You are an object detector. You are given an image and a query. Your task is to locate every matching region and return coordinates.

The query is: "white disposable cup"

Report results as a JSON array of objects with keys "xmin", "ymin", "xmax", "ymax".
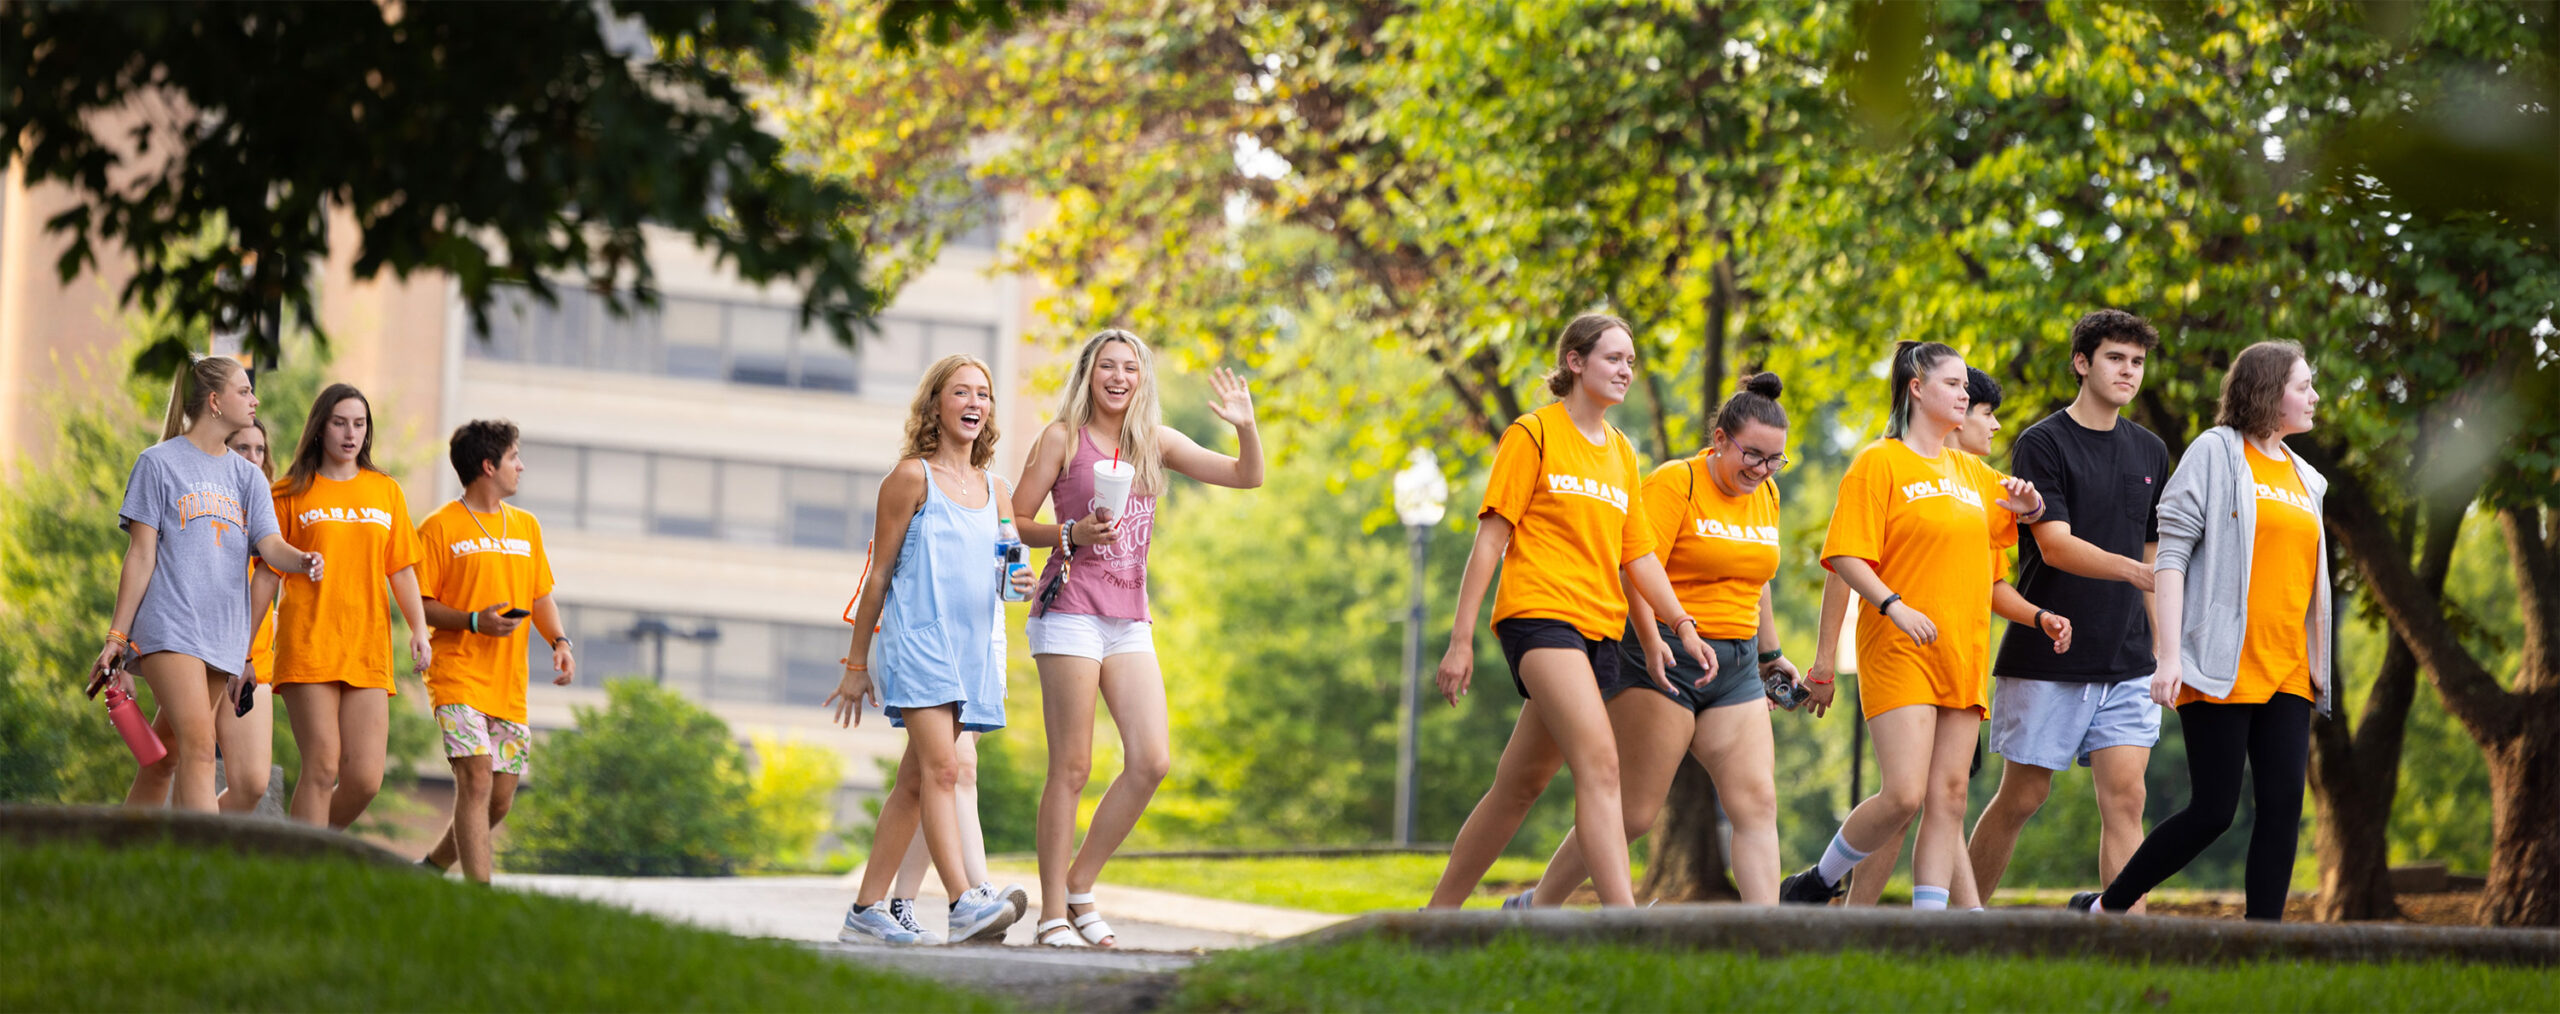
[{"xmin": 1090, "ymin": 458, "xmax": 1136, "ymax": 521}]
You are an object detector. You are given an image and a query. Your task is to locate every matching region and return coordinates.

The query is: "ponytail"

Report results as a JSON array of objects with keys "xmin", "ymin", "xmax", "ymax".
[
  {"xmin": 160, "ymin": 354, "xmax": 241, "ymax": 441},
  {"xmin": 1884, "ymin": 341, "xmax": 1960, "ymax": 440}
]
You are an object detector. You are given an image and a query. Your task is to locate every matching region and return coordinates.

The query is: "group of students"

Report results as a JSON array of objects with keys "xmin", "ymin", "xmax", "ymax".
[
  {"xmin": 1422, "ymin": 309, "xmax": 2329, "ymax": 923},
  {"xmin": 97, "ymin": 354, "xmax": 574, "ymax": 883},
  {"xmin": 96, "ymin": 306, "xmax": 2326, "ymax": 944},
  {"xmin": 825, "ymin": 330, "xmax": 1264, "ymax": 946}
]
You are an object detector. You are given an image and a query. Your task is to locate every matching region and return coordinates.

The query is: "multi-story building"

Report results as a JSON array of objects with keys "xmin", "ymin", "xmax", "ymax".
[{"xmin": 1, "ymin": 163, "xmax": 1044, "ymax": 811}]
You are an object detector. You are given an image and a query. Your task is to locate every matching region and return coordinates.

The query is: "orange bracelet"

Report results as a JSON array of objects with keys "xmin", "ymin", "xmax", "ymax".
[{"xmin": 837, "ymin": 657, "xmax": 868, "ymax": 671}]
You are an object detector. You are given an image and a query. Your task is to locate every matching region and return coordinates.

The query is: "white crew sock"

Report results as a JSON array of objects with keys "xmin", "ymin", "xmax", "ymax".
[
  {"xmin": 1912, "ymin": 885, "xmax": 1950, "ymax": 911},
  {"xmin": 1816, "ymin": 829, "xmax": 1872, "ymax": 886}
]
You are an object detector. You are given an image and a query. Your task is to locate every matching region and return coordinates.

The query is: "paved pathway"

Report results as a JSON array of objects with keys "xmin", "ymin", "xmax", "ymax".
[{"xmin": 502, "ymin": 870, "xmax": 1350, "ymax": 1002}]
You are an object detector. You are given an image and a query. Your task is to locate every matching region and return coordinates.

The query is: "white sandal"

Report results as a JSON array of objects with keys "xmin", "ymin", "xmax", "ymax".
[
  {"xmin": 1065, "ymin": 891, "xmax": 1117, "ymax": 948},
  {"xmin": 1035, "ymin": 917, "xmax": 1086, "ymax": 948}
]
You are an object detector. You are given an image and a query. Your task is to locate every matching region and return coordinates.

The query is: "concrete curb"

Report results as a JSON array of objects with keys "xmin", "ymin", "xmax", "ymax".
[
  {"xmin": 0, "ymin": 804, "xmax": 422, "ymax": 871},
  {"xmin": 1287, "ymin": 905, "xmax": 2560, "ymax": 968}
]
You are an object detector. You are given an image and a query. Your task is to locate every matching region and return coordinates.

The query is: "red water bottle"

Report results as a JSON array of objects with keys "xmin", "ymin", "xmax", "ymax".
[{"xmin": 104, "ymin": 685, "xmax": 166, "ymax": 767}]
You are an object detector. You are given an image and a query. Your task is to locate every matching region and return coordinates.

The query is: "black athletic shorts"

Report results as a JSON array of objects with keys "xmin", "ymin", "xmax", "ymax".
[{"xmin": 1493, "ymin": 617, "xmax": 1619, "ymax": 700}]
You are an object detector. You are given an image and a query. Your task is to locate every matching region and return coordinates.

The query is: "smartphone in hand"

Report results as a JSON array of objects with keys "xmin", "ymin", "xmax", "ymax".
[{"xmin": 500, "ymin": 607, "xmax": 531, "ymax": 619}]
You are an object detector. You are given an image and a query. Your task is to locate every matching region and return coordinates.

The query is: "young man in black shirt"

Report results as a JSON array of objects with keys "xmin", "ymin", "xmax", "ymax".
[{"xmin": 1969, "ymin": 310, "xmax": 2171, "ymax": 908}]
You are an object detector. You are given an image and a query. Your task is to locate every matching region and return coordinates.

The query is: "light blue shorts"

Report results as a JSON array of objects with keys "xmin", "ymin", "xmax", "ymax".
[{"xmin": 1988, "ymin": 674, "xmax": 2160, "ymax": 771}]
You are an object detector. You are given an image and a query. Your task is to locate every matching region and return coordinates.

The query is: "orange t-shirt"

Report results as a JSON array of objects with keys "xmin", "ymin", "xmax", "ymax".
[
  {"xmin": 247, "ymin": 566, "xmax": 277, "ymax": 685},
  {"xmin": 1645, "ymin": 455, "xmax": 1779, "ymax": 641},
  {"xmin": 1483, "ymin": 403, "xmax": 1655, "ymax": 641},
  {"xmin": 269, "ymin": 472, "xmax": 421, "ymax": 691},
  {"xmin": 415, "ymin": 501, "xmax": 554, "ymax": 723},
  {"xmin": 2182, "ymin": 442, "xmax": 2318, "ymax": 706},
  {"xmin": 1821, "ymin": 439, "xmax": 2021, "ymax": 719}
]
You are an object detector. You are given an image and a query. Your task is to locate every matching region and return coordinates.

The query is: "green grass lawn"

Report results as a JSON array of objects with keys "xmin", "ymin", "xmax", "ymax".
[
  {"xmin": 0, "ymin": 842, "xmax": 1001, "ymax": 1012},
  {"xmin": 1171, "ymin": 933, "xmax": 2553, "ymax": 1013},
  {"xmin": 990, "ymin": 853, "xmax": 1560, "ymax": 915}
]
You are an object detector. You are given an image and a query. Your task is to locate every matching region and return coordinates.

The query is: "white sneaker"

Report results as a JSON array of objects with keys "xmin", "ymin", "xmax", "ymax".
[
  {"xmin": 887, "ymin": 898, "xmax": 945, "ymax": 945},
  {"xmin": 947, "ymin": 882, "xmax": 1022, "ymax": 944},
  {"xmin": 839, "ymin": 902, "xmax": 923, "ymax": 946}
]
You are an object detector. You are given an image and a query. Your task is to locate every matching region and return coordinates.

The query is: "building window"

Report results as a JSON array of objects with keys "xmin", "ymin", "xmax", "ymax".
[
  {"xmin": 463, "ymin": 283, "xmax": 999, "ymax": 400},
  {"xmin": 533, "ymin": 606, "xmax": 856, "ymax": 708},
  {"xmin": 517, "ymin": 440, "xmax": 877, "ymax": 553}
]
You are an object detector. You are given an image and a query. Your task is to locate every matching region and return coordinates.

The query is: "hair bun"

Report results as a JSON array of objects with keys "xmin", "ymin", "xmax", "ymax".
[{"xmin": 1742, "ymin": 371, "xmax": 1783, "ymax": 401}]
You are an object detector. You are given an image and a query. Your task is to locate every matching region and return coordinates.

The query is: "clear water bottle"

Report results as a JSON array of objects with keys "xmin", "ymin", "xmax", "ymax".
[{"xmin": 996, "ymin": 519, "xmax": 1030, "ymax": 602}]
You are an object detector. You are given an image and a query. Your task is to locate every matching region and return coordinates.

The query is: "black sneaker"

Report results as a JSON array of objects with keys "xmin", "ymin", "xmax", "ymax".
[
  {"xmin": 2066, "ymin": 891, "xmax": 2101, "ymax": 914},
  {"xmin": 1778, "ymin": 865, "xmax": 1844, "ymax": 905}
]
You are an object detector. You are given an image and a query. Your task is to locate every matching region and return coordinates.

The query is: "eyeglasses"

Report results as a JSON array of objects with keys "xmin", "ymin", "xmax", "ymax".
[{"xmin": 1737, "ymin": 448, "xmax": 1789, "ymax": 473}]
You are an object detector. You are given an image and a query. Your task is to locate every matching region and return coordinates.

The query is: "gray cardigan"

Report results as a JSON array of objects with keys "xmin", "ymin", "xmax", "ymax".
[{"xmin": 2151, "ymin": 426, "xmax": 2333, "ymax": 715}]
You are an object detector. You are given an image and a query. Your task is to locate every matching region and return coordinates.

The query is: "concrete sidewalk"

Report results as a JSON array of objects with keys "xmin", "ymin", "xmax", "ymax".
[{"xmin": 502, "ymin": 871, "xmax": 1345, "ymax": 951}]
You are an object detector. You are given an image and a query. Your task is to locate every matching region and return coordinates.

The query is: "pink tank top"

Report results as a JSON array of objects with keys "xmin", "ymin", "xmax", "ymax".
[{"xmin": 1033, "ymin": 427, "xmax": 1156, "ymax": 621}]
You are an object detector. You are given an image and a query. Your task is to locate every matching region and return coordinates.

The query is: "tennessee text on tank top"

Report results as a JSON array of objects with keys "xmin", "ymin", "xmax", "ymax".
[{"xmin": 1032, "ymin": 427, "xmax": 1156, "ymax": 622}]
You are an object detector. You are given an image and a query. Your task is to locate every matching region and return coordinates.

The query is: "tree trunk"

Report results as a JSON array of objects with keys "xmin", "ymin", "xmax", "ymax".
[
  {"xmin": 2308, "ymin": 635, "xmax": 2413, "ymax": 921},
  {"xmin": 1638, "ymin": 756, "xmax": 1740, "ymax": 902},
  {"xmin": 2480, "ymin": 711, "xmax": 2560, "ymax": 926},
  {"xmin": 1696, "ymin": 250, "xmax": 1732, "ymax": 449}
]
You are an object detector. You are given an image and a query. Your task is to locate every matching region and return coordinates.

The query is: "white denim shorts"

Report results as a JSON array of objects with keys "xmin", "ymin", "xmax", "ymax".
[{"xmin": 1024, "ymin": 612, "xmax": 1155, "ymax": 660}]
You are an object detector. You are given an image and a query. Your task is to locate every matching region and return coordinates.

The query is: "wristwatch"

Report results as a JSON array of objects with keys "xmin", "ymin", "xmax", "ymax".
[{"xmin": 552, "ymin": 636, "xmax": 574, "ymax": 650}]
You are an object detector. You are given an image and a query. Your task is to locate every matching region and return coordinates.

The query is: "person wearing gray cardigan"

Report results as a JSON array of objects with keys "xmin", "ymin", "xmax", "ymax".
[{"xmin": 2073, "ymin": 341, "xmax": 2330, "ymax": 921}]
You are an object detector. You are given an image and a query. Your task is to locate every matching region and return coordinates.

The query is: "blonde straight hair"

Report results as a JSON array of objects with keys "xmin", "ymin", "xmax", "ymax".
[
  {"xmin": 1056, "ymin": 329, "xmax": 1166, "ymax": 496},
  {"xmin": 903, "ymin": 353, "xmax": 1001, "ymax": 469},
  {"xmin": 161, "ymin": 354, "xmax": 244, "ymax": 441}
]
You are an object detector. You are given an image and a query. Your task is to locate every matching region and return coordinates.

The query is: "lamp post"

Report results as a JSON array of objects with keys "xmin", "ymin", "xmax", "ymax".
[
  {"xmin": 621, "ymin": 616, "xmax": 722, "ymax": 686},
  {"xmin": 1391, "ymin": 448, "xmax": 1448, "ymax": 846}
]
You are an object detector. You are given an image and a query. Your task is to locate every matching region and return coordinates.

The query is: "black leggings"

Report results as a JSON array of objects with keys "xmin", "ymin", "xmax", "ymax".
[{"xmin": 2099, "ymin": 693, "xmax": 2311, "ymax": 920}]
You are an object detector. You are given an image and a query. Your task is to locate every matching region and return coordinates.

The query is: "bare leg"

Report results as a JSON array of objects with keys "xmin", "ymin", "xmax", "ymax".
[
  {"xmin": 215, "ymin": 683, "xmax": 273, "ymax": 813},
  {"xmin": 449, "ymin": 755, "xmax": 495, "ymax": 882},
  {"xmin": 1845, "ymin": 826, "xmax": 1903, "ymax": 906},
  {"xmin": 1033, "ymin": 654, "xmax": 1101, "ymax": 927},
  {"xmin": 2088, "ymin": 744, "xmax": 2152, "ymax": 914},
  {"xmin": 1512, "ymin": 650, "xmax": 1633, "ymax": 906},
  {"xmin": 864, "ymin": 747, "xmax": 925, "ymax": 905},
  {"xmin": 280, "ymin": 682, "xmax": 344, "ymax": 826},
  {"xmin": 861, "ymin": 708, "xmax": 973, "ymax": 904},
  {"xmin": 1968, "ymin": 759, "xmax": 2055, "ymax": 904},
  {"xmin": 133, "ymin": 653, "xmax": 223, "ymax": 813},
  {"xmin": 1692, "ymin": 700, "xmax": 1781, "ymax": 905},
  {"xmin": 1425, "ymin": 702, "xmax": 1562, "ymax": 908},
  {"xmin": 1061, "ymin": 653, "xmax": 1170, "ymax": 943},
  {"xmin": 328, "ymin": 686, "xmax": 391, "ymax": 829},
  {"xmin": 894, "ymin": 730, "xmax": 988, "ymax": 899},
  {"xmin": 1528, "ymin": 691, "xmax": 1691, "ymax": 906},
  {"xmin": 1910, "ymin": 708, "xmax": 1982, "ymax": 902}
]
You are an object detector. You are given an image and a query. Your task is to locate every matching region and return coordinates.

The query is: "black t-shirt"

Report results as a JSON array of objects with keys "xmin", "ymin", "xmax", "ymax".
[{"xmin": 1993, "ymin": 410, "xmax": 2173, "ymax": 683}]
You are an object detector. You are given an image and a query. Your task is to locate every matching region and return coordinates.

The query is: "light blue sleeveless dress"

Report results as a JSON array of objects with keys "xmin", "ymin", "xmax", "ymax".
[{"xmin": 879, "ymin": 466, "xmax": 1006, "ymax": 732}]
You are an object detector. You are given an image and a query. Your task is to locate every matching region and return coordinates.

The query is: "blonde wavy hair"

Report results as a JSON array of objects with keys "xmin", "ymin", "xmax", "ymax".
[
  {"xmin": 902, "ymin": 354, "xmax": 1000, "ymax": 469},
  {"xmin": 1056, "ymin": 329, "xmax": 1165, "ymax": 496}
]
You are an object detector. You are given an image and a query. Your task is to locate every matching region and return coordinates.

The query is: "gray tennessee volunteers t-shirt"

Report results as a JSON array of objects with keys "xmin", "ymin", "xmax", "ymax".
[{"xmin": 118, "ymin": 437, "xmax": 280, "ymax": 674}]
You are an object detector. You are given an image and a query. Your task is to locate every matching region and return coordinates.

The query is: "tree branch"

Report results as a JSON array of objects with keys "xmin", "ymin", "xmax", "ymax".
[{"xmin": 2302, "ymin": 441, "xmax": 2521, "ymax": 745}]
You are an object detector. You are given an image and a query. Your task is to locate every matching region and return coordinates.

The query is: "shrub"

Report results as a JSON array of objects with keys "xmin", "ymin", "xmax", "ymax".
[
  {"xmin": 504, "ymin": 679, "xmax": 758, "ymax": 876},
  {"xmin": 746, "ymin": 733, "xmax": 842, "ymax": 871}
]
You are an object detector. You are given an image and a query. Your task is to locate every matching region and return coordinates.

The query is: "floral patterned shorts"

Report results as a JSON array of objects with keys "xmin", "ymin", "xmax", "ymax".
[{"xmin": 435, "ymin": 704, "xmax": 531, "ymax": 776}]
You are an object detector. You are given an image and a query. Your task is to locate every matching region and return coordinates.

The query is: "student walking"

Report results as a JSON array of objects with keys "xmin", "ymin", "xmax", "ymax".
[
  {"xmin": 881, "ymin": 611, "xmax": 1020, "ymax": 942},
  {"xmin": 2072, "ymin": 340, "xmax": 2328, "ymax": 921},
  {"xmin": 414, "ymin": 420, "xmax": 575, "ymax": 883},
  {"xmin": 262, "ymin": 384, "xmax": 431, "ymax": 829},
  {"xmin": 1839, "ymin": 364, "xmax": 2015, "ymax": 908},
  {"xmin": 94, "ymin": 354, "xmax": 323, "ymax": 814},
  {"xmin": 1012, "ymin": 328, "xmax": 1263, "ymax": 948},
  {"xmin": 1517, "ymin": 372, "xmax": 1802, "ymax": 906},
  {"xmin": 1781, "ymin": 341, "xmax": 2061, "ymax": 911},
  {"xmin": 123, "ymin": 418, "xmax": 285, "ymax": 813},
  {"xmin": 832, "ymin": 354, "xmax": 1034, "ymax": 947},
  {"xmin": 1969, "ymin": 311, "xmax": 2170, "ymax": 908},
  {"xmin": 1423, "ymin": 313, "xmax": 1716, "ymax": 911}
]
